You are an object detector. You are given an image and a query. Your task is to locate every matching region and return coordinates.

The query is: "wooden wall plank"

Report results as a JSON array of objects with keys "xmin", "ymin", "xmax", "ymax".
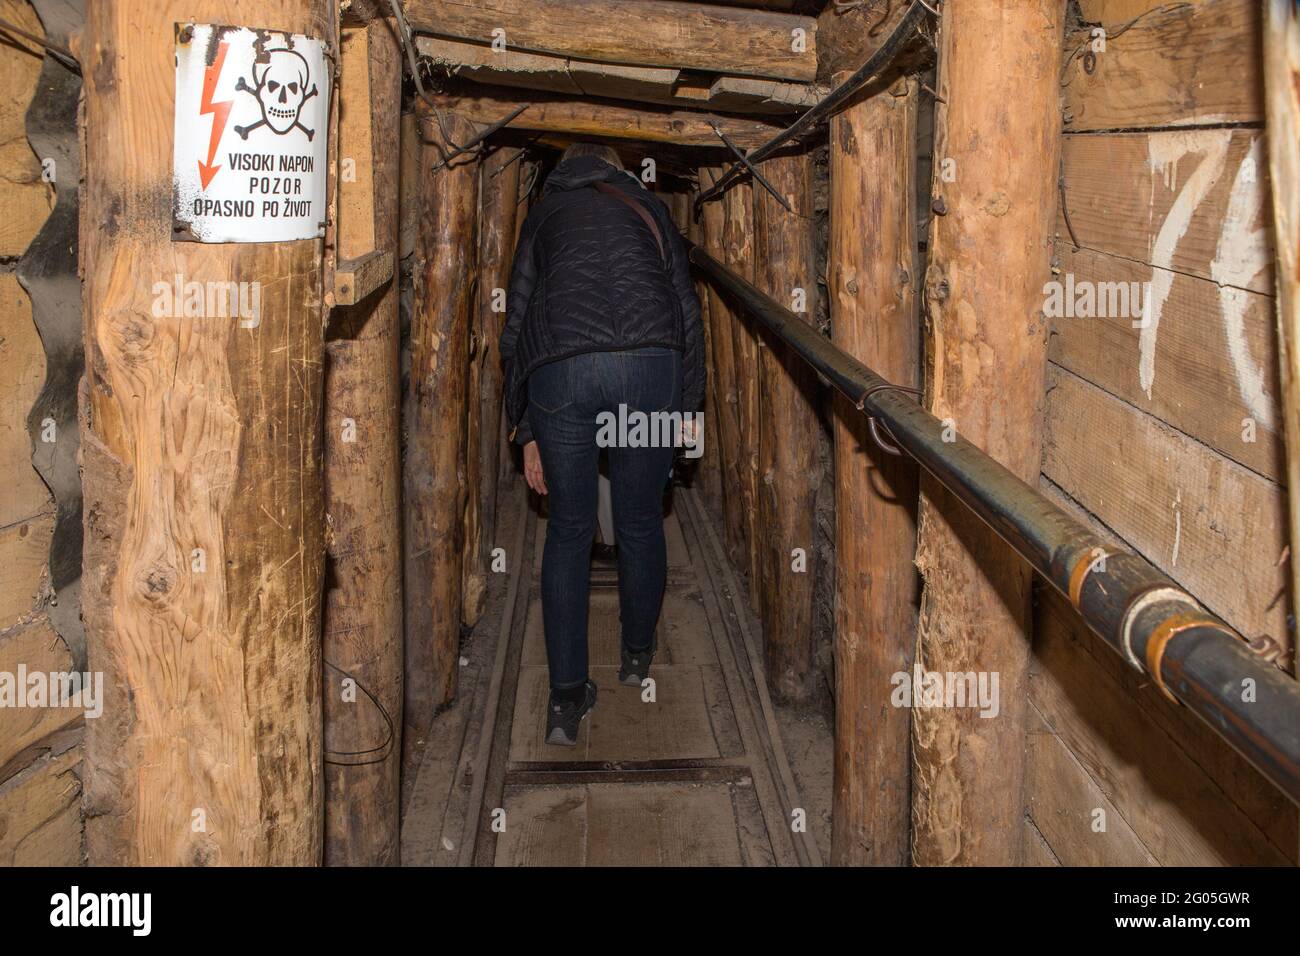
[
  {"xmin": 1062, "ymin": 0, "xmax": 1263, "ymax": 131},
  {"xmin": 0, "ymin": 514, "xmax": 52, "ymax": 627},
  {"xmin": 1026, "ymin": 706, "xmax": 1156, "ymax": 866},
  {"xmin": 1048, "ymin": 244, "xmax": 1283, "ymax": 480},
  {"xmin": 0, "ymin": 274, "xmax": 54, "ymax": 530},
  {"xmin": 1042, "ymin": 364, "xmax": 1290, "ymax": 659},
  {"xmin": 0, "ymin": 619, "xmax": 80, "ymax": 770},
  {"xmin": 0, "ymin": 730, "xmax": 82, "ymax": 866},
  {"xmin": 1078, "ymin": 0, "xmax": 1209, "ymax": 20},
  {"xmin": 1059, "ymin": 129, "xmax": 1273, "ymax": 294},
  {"xmin": 0, "ymin": 0, "xmax": 52, "ymax": 259}
]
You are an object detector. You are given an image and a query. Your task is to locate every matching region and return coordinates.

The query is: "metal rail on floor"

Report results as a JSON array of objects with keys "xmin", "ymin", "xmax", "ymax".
[{"xmin": 686, "ymin": 241, "xmax": 1300, "ymax": 807}]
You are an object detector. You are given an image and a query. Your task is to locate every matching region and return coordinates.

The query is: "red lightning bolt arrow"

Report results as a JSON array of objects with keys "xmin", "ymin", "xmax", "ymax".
[{"xmin": 197, "ymin": 41, "xmax": 232, "ymax": 190}]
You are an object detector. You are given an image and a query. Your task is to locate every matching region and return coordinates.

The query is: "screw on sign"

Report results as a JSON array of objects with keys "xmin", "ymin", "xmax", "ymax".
[{"xmin": 172, "ymin": 23, "xmax": 331, "ymax": 243}]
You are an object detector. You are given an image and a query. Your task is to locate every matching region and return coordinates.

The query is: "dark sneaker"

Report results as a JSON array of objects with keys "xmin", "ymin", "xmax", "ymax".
[
  {"xmin": 545, "ymin": 680, "xmax": 597, "ymax": 746},
  {"xmin": 591, "ymin": 542, "xmax": 618, "ymax": 566},
  {"xmin": 618, "ymin": 641, "xmax": 655, "ymax": 687}
]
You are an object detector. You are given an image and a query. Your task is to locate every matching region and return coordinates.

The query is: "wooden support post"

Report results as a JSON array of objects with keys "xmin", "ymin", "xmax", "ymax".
[
  {"xmin": 687, "ymin": 200, "xmax": 724, "ymax": 518},
  {"xmin": 472, "ymin": 147, "xmax": 522, "ymax": 612},
  {"xmin": 323, "ymin": 16, "xmax": 403, "ymax": 867},
  {"xmin": 461, "ymin": 240, "xmax": 485, "ymax": 627},
  {"xmin": 911, "ymin": 0, "xmax": 1065, "ymax": 866},
  {"xmin": 403, "ymin": 109, "xmax": 480, "ymax": 770},
  {"xmin": 829, "ymin": 76, "xmax": 921, "ymax": 865},
  {"xmin": 80, "ymin": 0, "xmax": 333, "ymax": 865},
  {"xmin": 723, "ymin": 180, "xmax": 761, "ymax": 600},
  {"xmin": 753, "ymin": 151, "xmax": 820, "ymax": 703},
  {"xmin": 1264, "ymin": 0, "xmax": 1300, "ymax": 672},
  {"xmin": 699, "ymin": 168, "xmax": 746, "ymax": 566}
]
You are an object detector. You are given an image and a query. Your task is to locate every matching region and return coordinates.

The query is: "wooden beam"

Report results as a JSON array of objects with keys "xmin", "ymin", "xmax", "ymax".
[
  {"xmin": 723, "ymin": 180, "xmax": 761, "ymax": 604},
  {"xmin": 417, "ymin": 35, "xmax": 681, "ymax": 99},
  {"xmin": 815, "ymin": 0, "xmax": 915, "ymax": 82},
  {"xmin": 1061, "ymin": 0, "xmax": 1262, "ymax": 131},
  {"xmin": 473, "ymin": 147, "xmax": 522, "ymax": 630},
  {"xmin": 829, "ymin": 75, "xmax": 921, "ymax": 865},
  {"xmin": 687, "ymin": 193, "xmax": 725, "ymax": 520},
  {"xmin": 910, "ymin": 0, "xmax": 1065, "ymax": 867},
  {"xmin": 418, "ymin": 36, "xmax": 825, "ymax": 114},
  {"xmin": 333, "ymin": 249, "xmax": 395, "ymax": 306},
  {"xmin": 753, "ymin": 151, "xmax": 820, "ymax": 703},
  {"xmin": 1264, "ymin": 0, "xmax": 1300, "ymax": 673},
  {"xmin": 323, "ymin": 16, "xmax": 404, "ymax": 867},
  {"xmin": 698, "ymin": 167, "xmax": 747, "ymax": 566},
  {"xmin": 706, "ymin": 76, "xmax": 826, "ymax": 114},
  {"xmin": 403, "ymin": 108, "xmax": 479, "ymax": 770},
  {"xmin": 427, "ymin": 87, "xmax": 784, "ymax": 148},
  {"xmin": 404, "ymin": 0, "xmax": 818, "ymax": 82},
  {"xmin": 80, "ymin": 0, "xmax": 332, "ymax": 865}
]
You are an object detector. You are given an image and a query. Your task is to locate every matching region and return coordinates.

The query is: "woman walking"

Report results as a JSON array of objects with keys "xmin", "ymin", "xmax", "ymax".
[{"xmin": 500, "ymin": 144, "xmax": 705, "ymax": 745}]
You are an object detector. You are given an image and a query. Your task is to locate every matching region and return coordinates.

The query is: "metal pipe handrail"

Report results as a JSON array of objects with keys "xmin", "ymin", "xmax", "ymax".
[{"xmin": 686, "ymin": 241, "xmax": 1300, "ymax": 806}]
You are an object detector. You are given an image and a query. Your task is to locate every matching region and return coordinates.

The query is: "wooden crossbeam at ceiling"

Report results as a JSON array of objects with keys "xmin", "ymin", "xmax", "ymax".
[
  {"xmin": 429, "ymin": 85, "xmax": 786, "ymax": 148},
  {"xmin": 404, "ymin": 0, "xmax": 819, "ymax": 83}
]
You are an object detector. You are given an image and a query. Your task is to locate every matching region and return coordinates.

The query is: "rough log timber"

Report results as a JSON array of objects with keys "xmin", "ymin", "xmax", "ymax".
[
  {"xmin": 415, "ymin": 36, "xmax": 824, "ymax": 115},
  {"xmin": 403, "ymin": 109, "xmax": 480, "ymax": 770},
  {"xmin": 816, "ymin": 0, "xmax": 926, "ymax": 82},
  {"xmin": 1264, "ymin": 0, "xmax": 1300, "ymax": 673},
  {"xmin": 752, "ymin": 151, "xmax": 820, "ymax": 703},
  {"xmin": 698, "ymin": 167, "xmax": 746, "ymax": 564},
  {"xmin": 323, "ymin": 17, "xmax": 403, "ymax": 867},
  {"xmin": 829, "ymin": 75, "xmax": 920, "ymax": 865},
  {"xmin": 723, "ymin": 180, "xmax": 761, "ymax": 602},
  {"xmin": 687, "ymin": 194, "xmax": 724, "ymax": 520},
  {"xmin": 911, "ymin": 0, "xmax": 1065, "ymax": 866},
  {"xmin": 427, "ymin": 87, "xmax": 786, "ymax": 149},
  {"xmin": 404, "ymin": 0, "xmax": 818, "ymax": 83},
  {"xmin": 80, "ymin": 0, "xmax": 333, "ymax": 865},
  {"xmin": 473, "ymin": 146, "xmax": 522, "ymax": 616}
]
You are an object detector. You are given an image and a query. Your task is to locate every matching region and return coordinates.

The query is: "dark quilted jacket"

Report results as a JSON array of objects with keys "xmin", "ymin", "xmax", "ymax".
[{"xmin": 500, "ymin": 155, "xmax": 705, "ymax": 445}]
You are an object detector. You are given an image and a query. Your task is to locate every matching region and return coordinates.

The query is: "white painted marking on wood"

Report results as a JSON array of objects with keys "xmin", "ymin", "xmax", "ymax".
[
  {"xmin": 1212, "ymin": 137, "xmax": 1276, "ymax": 431},
  {"xmin": 1140, "ymin": 131, "xmax": 1232, "ymax": 398},
  {"xmin": 1171, "ymin": 489, "xmax": 1183, "ymax": 568}
]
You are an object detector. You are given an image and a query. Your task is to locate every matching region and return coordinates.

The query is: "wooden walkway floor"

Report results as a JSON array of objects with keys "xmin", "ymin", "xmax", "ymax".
[{"xmin": 402, "ymin": 481, "xmax": 821, "ymax": 867}]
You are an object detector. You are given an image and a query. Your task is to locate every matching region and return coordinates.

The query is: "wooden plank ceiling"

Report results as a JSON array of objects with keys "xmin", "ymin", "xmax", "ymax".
[{"xmin": 398, "ymin": 0, "xmax": 913, "ymax": 143}]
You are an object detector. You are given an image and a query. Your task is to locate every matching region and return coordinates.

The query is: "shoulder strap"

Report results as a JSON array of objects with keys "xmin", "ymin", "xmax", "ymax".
[{"xmin": 593, "ymin": 181, "xmax": 666, "ymax": 265}]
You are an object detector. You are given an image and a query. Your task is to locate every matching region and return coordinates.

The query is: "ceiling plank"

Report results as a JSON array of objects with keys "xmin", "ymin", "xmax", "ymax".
[
  {"xmin": 428, "ymin": 86, "xmax": 786, "ymax": 147},
  {"xmin": 404, "ymin": 0, "xmax": 819, "ymax": 82},
  {"xmin": 417, "ymin": 36, "xmax": 822, "ymax": 114}
]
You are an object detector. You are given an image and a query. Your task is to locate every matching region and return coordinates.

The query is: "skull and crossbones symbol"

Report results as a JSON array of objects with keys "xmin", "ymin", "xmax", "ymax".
[{"xmin": 234, "ymin": 49, "xmax": 318, "ymax": 141}]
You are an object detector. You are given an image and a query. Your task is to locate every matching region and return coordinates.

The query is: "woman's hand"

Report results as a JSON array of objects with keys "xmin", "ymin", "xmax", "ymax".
[{"xmin": 524, "ymin": 440, "xmax": 548, "ymax": 495}]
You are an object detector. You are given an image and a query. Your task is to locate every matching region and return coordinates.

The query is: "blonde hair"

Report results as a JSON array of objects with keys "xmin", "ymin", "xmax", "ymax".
[{"xmin": 559, "ymin": 142, "xmax": 624, "ymax": 170}]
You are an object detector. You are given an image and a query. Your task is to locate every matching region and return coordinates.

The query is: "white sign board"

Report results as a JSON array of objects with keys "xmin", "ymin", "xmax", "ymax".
[{"xmin": 173, "ymin": 23, "xmax": 330, "ymax": 243}]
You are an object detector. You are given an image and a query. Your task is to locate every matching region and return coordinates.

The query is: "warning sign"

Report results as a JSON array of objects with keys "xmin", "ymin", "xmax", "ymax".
[{"xmin": 173, "ymin": 23, "xmax": 330, "ymax": 243}]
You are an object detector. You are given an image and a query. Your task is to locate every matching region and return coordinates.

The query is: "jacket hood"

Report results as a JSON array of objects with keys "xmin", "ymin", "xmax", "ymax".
[{"xmin": 542, "ymin": 155, "xmax": 637, "ymax": 196}]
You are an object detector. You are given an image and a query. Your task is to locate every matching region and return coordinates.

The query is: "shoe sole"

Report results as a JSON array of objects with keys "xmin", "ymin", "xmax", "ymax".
[
  {"xmin": 619, "ymin": 671, "xmax": 647, "ymax": 687},
  {"xmin": 545, "ymin": 700, "xmax": 594, "ymax": 747}
]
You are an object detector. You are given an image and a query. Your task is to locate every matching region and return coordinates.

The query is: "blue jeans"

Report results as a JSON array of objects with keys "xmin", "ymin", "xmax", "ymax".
[{"xmin": 528, "ymin": 347, "xmax": 682, "ymax": 689}]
